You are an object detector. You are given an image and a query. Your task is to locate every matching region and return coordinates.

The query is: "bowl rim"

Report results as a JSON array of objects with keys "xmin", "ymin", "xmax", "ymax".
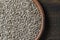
[{"xmin": 32, "ymin": 0, "xmax": 45, "ymax": 40}]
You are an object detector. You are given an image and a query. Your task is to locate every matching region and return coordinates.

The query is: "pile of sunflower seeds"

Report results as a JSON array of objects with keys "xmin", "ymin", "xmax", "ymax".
[{"xmin": 0, "ymin": 0, "xmax": 42, "ymax": 40}]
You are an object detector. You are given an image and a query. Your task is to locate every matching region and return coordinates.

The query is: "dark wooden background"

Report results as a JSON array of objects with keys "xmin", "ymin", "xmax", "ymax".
[{"xmin": 38, "ymin": 0, "xmax": 60, "ymax": 40}]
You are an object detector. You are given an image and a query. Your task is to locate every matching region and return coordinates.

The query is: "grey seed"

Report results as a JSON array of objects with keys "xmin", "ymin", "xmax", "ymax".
[{"xmin": 0, "ymin": 0, "xmax": 42, "ymax": 40}]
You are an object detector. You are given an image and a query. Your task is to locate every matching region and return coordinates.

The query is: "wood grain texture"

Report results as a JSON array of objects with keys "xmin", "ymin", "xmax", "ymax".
[
  {"xmin": 38, "ymin": 0, "xmax": 60, "ymax": 40},
  {"xmin": 41, "ymin": 0, "xmax": 60, "ymax": 4}
]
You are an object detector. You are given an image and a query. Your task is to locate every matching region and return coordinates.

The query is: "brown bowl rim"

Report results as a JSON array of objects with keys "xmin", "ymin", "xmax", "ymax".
[{"xmin": 32, "ymin": 0, "xmax": 45, "ymax": 40}]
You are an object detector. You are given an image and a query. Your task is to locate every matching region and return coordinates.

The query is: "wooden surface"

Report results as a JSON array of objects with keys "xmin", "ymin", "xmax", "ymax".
[{"xmin": 38, "ymin": 0, "xmax": 60, "ymax": 40}]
